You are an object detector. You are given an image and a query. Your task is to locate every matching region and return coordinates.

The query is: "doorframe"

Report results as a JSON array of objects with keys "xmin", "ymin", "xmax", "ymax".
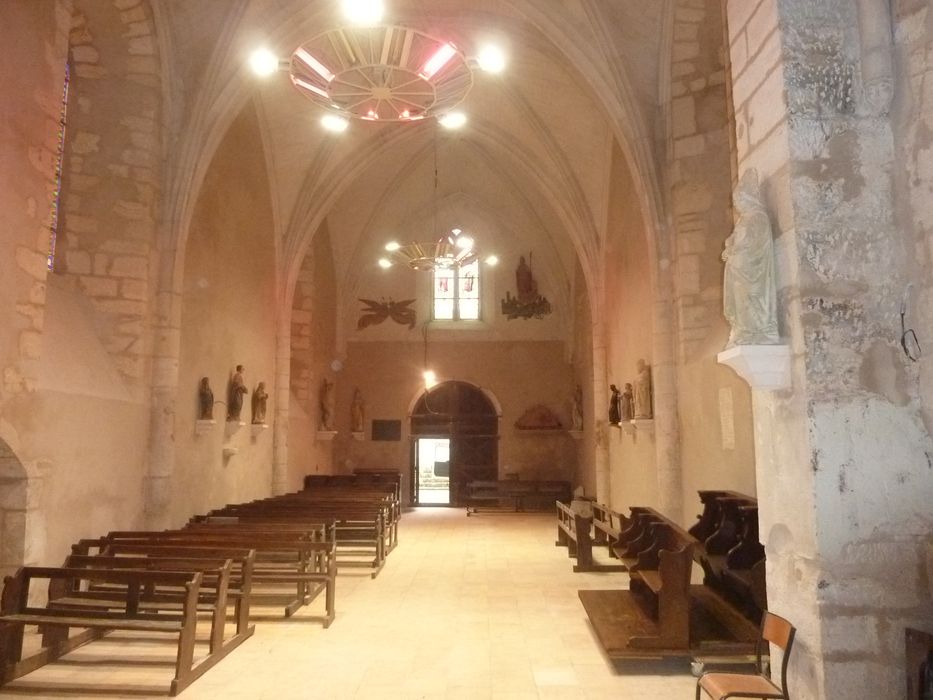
[{"xmin": 411, "ymin": 435, "xmax": 452, "ymax": 507}]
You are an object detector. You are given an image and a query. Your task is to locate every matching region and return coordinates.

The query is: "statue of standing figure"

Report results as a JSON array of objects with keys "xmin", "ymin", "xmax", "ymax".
[
  {"xmin": 608, "ymin": 384, "xmax": 622, "ymax": 425},
  {"xmin": 319, "ymin": 378, "xmax": 335, "ymax": 431},
  {"xmin": 633, "ymin": 360, "xmax": 653, "ymax": 419},
  {"xmin": 198, "ymin": 377, "xmax": 214, "ymax": 420},
  {"xmin": 620, "ymin": 383, "xmax": 635, "ymax": 421},
  {"xmin": 227, "ymin": 365, "xmax": 248, "ymax": 422},
  {"xmin": 251, "ymin": 382, "xmax": 269, "ymax": 425},
  {"xmin": 571, "ymin": 385, "xmax": 583, "ymax": 431},
  {"xmin": 722, "ymin": 169, "xmax": 779, "ymax": 348},
  {"xmin": 350, "ymin": 388, "xmax": 364, "ymax": 433}
]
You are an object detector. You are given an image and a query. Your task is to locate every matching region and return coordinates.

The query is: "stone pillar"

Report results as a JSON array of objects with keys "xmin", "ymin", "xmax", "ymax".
[
  {"xmin": 727, "ymin": 0, "xmax": 933, "ymax": 697},
  {"xmin": 145, "ymin": 264, "xmax": 181, "ymax": 529},
  {"xmin": 272, "ymin": 309, "xmax": 291, "ymax": 495},
  {"xmin": 591, "ymin": 313, "xmax": 611, "ymax": 504},
  {"xmin": 652, "ymin": 265, "xmax": 683, "ymax": 519}
]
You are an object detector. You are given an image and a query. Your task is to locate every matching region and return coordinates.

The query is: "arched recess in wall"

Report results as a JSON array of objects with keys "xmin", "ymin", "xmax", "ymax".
[
  {"xmin": 0, "ymin": 438, "xmax": 29, "ymax": 579},
  {"xmin": 173, "ymin": 100, "xmax": 279, "ymax": 521},
  {"xmin": 410, "ymin": 381, "xmax": 500, "ymax": 507}
]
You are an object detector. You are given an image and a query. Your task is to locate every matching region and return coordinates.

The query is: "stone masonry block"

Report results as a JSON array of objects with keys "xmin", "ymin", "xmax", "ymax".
[
  {"xmin": 110, "ymin": 256, "xmax": 149, "ymax": 279},
  {"xmin": 71, "ymin": 45, "xmax": 99, "ymax": 64},
  {"xmin": 127, "ymin": 36, "xmax": 154, "ymax": 56},
  {"xmin": 19, "ymin": 331, "xmax": 41, "ymax": 360},
  {"xmin": 64, "ymin": 250, "xmax": 91, "ymax": 275},
  {"xmin": 822, "ymin": 615, "xmax": 880, "ymax": 655},
  {"xmin": 672, "ymin": 96, "xmax": 697, "ymax": 139},
  {"xmin": 672, "ymin": 41, "xmax": 700, "ymax": 63},
  {"xmin": 16, "ymin": 248, "xmax": 49, "ymax": 280},
  {"xmin": 121, "ymin": 279, "xmax": 148, "ymax": 301},
  {"xmin": 95, "ymin": 298, "xmax": 146, "ymax": 316},
  {"xmin": 674, "ymin": 135, "xmax": 706, "ymax": 159},
  {"xmin": 79, "ymin": 276, "xmax": 118, "ymax": 297}
]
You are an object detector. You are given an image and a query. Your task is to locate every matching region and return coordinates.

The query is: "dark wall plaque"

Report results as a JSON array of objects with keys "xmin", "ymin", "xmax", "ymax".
[{"xmin": 372, "ymin": 419, "xmax": 402, "ymax": 441}]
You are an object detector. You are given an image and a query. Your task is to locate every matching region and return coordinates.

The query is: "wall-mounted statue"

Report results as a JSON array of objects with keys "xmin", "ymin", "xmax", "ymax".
[
  {"xmin": 252, "ymin": 382, "xmax": 269, "ymax": 425},
  {"xmin": 319, "ymin": 378, "xmax": 335, "ymax": 431},
  {"xmin": 227, "ymin": 365, "xmax": 248, "ymax": 422},
  {"xmin": 621, "ymin": 383, "xmax": 635, "ymax": 422},
  {"xmin": 198, "ymin": 377, "xmax": 214, "ymax": 420},
  {"xmin": 502, "ymin": 253, "xmax": 552, "ymax": 320},
  {"xmin": 608, "ymin": 384, "xmax": 621, "ymax": 425},
  {"xmin": 722, "ymin": 169, "xmax": 779, "ymax": 348},
  {"xmin": 571, "ymin": 385, "xmax": 583, "ymax": 431},
  {"xmin": 351, "ymin": 388, "xmax": 365, "ymax": 433},
  {"xmin": 633, "ymin": 360, "xmax": 653, "ymax": 419}
]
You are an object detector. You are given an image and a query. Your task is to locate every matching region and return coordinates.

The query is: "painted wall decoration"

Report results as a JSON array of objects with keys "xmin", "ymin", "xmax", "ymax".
[
  {"xmin": 501, "ymin": 254, "xmax": 552, "ymax": 320},
  {"xmin": 357, "ymin": 298, "xmax": 417, "ymax": 330}
]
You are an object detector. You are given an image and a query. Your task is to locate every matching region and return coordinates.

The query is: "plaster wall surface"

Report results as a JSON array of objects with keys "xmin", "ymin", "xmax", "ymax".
[
  {"xmin": 604, "ymin": 143, "xmax": 658, "ymax": 514},
  {"xmin": 288, "ymin": 224, "xmax": 338, "ymax": 483},
  {"xmin": 174, "ymin": 106, "xmax": 278, "ymax": 524},
  {"xmin": 334, "ymin": 340, "xmax": 576, "ymax": 503}
]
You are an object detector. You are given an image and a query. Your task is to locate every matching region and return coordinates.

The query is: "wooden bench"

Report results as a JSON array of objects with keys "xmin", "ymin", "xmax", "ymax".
[
  {"xmin": 65, "ymin": 545, "xmax": 256, "ymax": 641},
  {"xmin": 556, "ymin": 502, "xmax": 626, "ymax": 573},
  {"xmin": 466, "ymin": 479, "xmax": 572, "ymax": 514},
  {"xmin": 690, "ymin": 492, "xmax": 766, "ymax": 621},
  {"xmin": 0, "ymin": 566, "xmax": 227, "ymax": 695},
  {"xmin": 90, "ymin": 528, "xmax": 336, "ymax": 625},
  {"xmin": 579, "ymin": 506, "xmax": 759, "ymax": 660}
]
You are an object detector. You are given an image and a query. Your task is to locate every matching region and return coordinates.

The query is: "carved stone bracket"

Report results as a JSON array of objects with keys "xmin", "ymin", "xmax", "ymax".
[
  {"xmin": 316, "ymin": 430, "xmax": 338, "ymax": 442},
  {"xmin": 196, "ymin": 420, "xmax": 216, "ymax": 436},
  {"xmin": 351, "ymin": 431, "xmax": 365, "ymax": 442},
  {"xmin": 718, "ymin": 344, "xmax": 792, "ymax": 390},
  {"xmin": 222, "ymin": 446, "xmax": 239, "ymax": 458}
]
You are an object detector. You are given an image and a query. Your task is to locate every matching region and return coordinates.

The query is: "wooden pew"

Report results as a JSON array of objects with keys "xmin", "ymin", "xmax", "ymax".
[
  {"xmin": 65, "ymin": 546, "xmax": 256, "ymax": 641},
  {"xmin": 89, "ymin": 528, "xmax": 336, "ymax": 625},
  {"xmin": 466, "ymin": 479, "xmax": 572, "ymax": 514},
  {"xmin": 556, "ymin": 502, "xmax": 626, "ymax": 573},
  {"xmin": 0, "ymin": 566, "xmax": 225, "ymax": 696}
]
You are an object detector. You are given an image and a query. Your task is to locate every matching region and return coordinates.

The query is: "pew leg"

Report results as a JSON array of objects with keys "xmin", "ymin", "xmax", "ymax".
[
  {"xmin": 171, "ymin": 619, "xmax": 198, "ymax": 696},
  {"xmin": 40, "ymin": 624, "xmax": 69, "ymax": 649},
  {"xmin": 0, "ymin": 622, "xmax": 24, "ymax": 669}
]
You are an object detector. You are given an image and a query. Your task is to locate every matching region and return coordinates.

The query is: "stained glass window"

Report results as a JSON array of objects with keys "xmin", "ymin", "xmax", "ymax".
[
  {"xmin": 434, "ymin": 260, "xmax": 480, "ymax": 321},
  {"xmin": 48, "ymin": 62, "xmax": 71, "ymax": 271}
]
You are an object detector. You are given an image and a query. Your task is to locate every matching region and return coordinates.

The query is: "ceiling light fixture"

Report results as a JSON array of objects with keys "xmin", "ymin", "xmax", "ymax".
[
  {"xmin": 321, "ymin": 113, "xmax": 350, "ymax": 133},
  {"xmin": 477, "ymin": 45, "xmax": 507, "ymax": 74},
  {"xmin": 250, "ymin": 2, "xmax": 505, "ymax": 128},
  {"xmin": 438, "ymin": 112, "xmax": 467, "ymax": 130}
]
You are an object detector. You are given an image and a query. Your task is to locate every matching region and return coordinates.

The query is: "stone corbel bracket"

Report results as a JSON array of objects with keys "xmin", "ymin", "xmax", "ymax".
[
  {"xmin": 717, "ymin": 344, "xmax": 792, "ymax": 390},
  {"xmin": 316, "ymin": 430, "xmax": 338, "ymax": 442}
]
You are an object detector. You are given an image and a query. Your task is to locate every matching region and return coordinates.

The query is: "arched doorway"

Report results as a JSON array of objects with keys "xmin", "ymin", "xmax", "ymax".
[
  {"xmin": 0, "ymin": 438, "xmax": 29, "ymax": 579},
  {"xmin": 410, "ymin": 381, "xmax": 499, "ymax": 506}
]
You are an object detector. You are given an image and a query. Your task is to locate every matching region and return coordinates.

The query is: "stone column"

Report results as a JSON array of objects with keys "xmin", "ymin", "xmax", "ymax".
[
  {"xmin": 591, "ymin": 314, "xmax": 611, "ymax": 504},
  {"xmin": 653, "ymin": 266, "xmax": 683, "ymax": 519},
  {"xmin": 272, "ymin": 309, "xmax": 291, "ymax": 495},
  {"xmin": 726, "ymin": 0, "xmax": 933, "ymax": 697}
]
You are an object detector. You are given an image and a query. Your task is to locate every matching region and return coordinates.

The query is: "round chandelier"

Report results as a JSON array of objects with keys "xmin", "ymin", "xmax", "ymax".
[
  {"xmin": 380, "ymin": 229, "xmax": 480, "ymax": 271},
  {"xmin": 289, "ymin": 25, "xmax": 474, "ymax": 123}
]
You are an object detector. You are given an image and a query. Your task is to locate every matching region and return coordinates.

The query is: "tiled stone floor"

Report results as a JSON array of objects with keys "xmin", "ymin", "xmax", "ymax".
[{"xmin": 1, "ymin": 508, "xmax": 698, "ymax": 699}]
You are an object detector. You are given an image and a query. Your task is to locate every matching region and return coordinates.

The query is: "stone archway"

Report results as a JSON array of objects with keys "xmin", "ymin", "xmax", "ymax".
[{"xmin": 0, "ymin": 438, "xmax": 29, "ymax": 580}]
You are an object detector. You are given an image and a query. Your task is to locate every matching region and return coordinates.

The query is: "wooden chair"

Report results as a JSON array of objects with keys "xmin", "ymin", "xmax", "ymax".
[{"xmin": 696, "ymin": 611, "xmax": 796, "ymax": 699}]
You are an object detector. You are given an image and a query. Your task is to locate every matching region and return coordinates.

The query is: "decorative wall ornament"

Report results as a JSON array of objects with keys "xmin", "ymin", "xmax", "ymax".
[
  {"xmin": 357, "ymin": 298, "xmax": 417, "ymax": 330},
  {"xmin": 227, "ymin": 365, "xmax": 248, "ymax": 422},
  {"xmin": 198, "ymin": 377, "xmax": 214, "ymax": 420},
  {"xmin": 633, "ymin": 360, "xmax": 653, "ymax": 420},
  {"xmin": 514, "ymin": 404, "xmax": 562, "ymax": 430},
  {"xmin": 501, "ymin": 254, "xmax": 551, "ymax": 320},
  {"xmin": 722, "ymin": 169, "xmax": 779, "ymax": 348},
  {"xmin": 251, "ymin": 382, "xmax": 269, "ymax": 425},
  {"xmin": 319, "ymin": 378, "xmax": 335, "ymax": 431}
]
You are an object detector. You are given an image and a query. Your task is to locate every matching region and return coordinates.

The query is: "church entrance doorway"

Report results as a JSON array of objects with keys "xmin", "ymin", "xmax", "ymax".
[{"xmin": 410, "ymin": 381, "xmax": 499, "ymax": 507}]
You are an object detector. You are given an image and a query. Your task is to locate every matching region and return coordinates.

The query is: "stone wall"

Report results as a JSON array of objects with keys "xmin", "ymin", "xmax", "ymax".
[
  {"xmin": 58, "ymin": 0, "xmax": 161, "ymax": 393},
  {"xmin": 172, "ymin": 105, "xmax": 278, "ymax": 524}
]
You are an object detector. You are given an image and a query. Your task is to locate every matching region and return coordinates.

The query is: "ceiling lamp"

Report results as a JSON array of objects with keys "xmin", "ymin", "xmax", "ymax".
[
  {"xmin": 438, "ymin": 112, "xmax": 467, "ymax": 130},
  {"xmin": 477, "ymin": 45, "xmax": 507, "ymax": 74},
  {"xmin": 289, "ymin": 25, "xmax": 474, "ymax": 123},
  {"xmin": 380, "ymin": 228, "xmax": 480, "ymax": 271},
  {"xmin": 341, "ymin": 0, "xmax": 384, "ymax": 25}
]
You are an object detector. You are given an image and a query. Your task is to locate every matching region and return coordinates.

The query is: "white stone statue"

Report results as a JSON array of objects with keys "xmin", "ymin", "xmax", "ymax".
[
  {"xmin": 571, "ymin": 385, "xmax": 583, "ymax": 431},
  {"xmin": 633, "ymin": 360, "xmax": 653, "ymax": 420},
  {"xmin": 722, "ymin": 169, "xmax": 779, "ymax": 348},
  {"xmin": 350, "ymin": 388, "xmax": 364, "ymax": 433}
]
